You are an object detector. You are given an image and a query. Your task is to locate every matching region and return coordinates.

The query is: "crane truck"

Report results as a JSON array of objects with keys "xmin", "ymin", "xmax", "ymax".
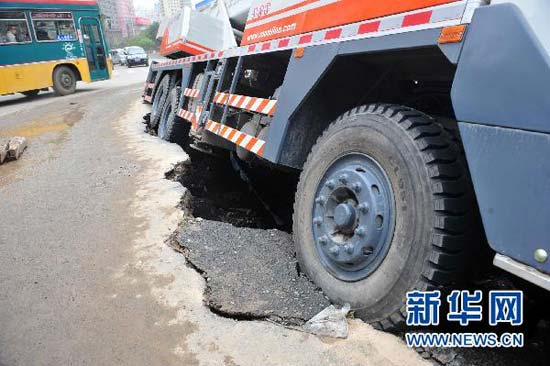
[{"xmin": 143, "ymin": 0, "xmax": 550, "ymax": 330}]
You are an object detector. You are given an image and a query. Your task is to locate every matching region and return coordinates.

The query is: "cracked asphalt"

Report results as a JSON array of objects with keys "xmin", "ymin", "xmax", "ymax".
[{"xmin": 0, "ymin": 69, "xmax": 428, "ymax": 366}]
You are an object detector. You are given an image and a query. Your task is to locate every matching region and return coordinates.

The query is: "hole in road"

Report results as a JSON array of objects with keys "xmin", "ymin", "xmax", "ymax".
[{"xmin": 169, "ymin": 148, "xmax": 297, "ymax": 232}]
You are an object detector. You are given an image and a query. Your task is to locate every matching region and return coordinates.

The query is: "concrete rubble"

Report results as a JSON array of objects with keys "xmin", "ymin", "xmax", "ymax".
[{"xmin": 0, "ymin": 136, "xmax": 28, "ymax": 164}]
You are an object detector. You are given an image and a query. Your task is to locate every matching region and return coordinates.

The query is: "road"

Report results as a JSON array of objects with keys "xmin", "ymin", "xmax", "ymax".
[{"xmin": 0, "ymin": 67, "xmax": 427, "ymax": 365}]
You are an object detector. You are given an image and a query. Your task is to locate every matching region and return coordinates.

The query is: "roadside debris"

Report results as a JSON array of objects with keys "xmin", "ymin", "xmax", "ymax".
[
  {"xmin": 0, "ymin": 137, "xmax": 28, "ymax": 164},
  {"xmin": 302, "ymin": 304, "xmax": 351, "ymax": 339}
]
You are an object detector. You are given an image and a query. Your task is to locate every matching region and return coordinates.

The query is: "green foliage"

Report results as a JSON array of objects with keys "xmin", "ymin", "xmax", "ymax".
[
  {"xmin": 114, "ymin": 22, "xmax": 160, "ymax": 51},
  {"xmin": 131, "ymin": 35, "xmax": 156, "ymax": 50}
]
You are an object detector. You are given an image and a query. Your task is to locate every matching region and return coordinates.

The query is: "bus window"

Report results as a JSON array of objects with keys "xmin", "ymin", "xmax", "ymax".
[
  {"xmin": 31, "ymin": 12, "xmax": 76, "ymax": 42},
  {"xmin": 0, "ymin": 11, "xmax": 31, "ymax": 44}
]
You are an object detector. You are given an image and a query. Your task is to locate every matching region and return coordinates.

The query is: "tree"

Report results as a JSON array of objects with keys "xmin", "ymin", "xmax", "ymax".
[{"xmin": 117, "ymin": 22, "xmax": 160, "ymax": 51}]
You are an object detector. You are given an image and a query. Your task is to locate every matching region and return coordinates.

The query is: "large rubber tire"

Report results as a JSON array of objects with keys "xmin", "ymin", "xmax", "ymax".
[
  {"xmin": 150, "ymin": 74, "xmax": 174, "ymax": 129},
  {"xmin": 187, "ymin": 73, "xmax": 204, "ymax": 113},
  {"xmin": 158, "ymin": 87, "xmax": 190, "ymax": 144},
  {"xmin": 22, "ymin": 89, "xmax": 40, "ymax": 97},
  {"xmin": 53, "ymin": 66, "xmax": 77, "ymax": 96},
  {"xmin": 293, "ymin": 104, "xmax": 479, "ymax": 332}
]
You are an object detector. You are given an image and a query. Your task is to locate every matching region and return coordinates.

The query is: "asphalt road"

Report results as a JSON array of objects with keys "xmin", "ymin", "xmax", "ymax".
[{"xmin": 0, "ymin": 67, "xmax": 427, "ymax": 365}]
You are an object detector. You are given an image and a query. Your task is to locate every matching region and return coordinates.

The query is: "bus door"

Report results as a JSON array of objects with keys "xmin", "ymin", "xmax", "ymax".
[{"xmin": 79, "ymin": 18, "xmax": 108, "ymax": 80}]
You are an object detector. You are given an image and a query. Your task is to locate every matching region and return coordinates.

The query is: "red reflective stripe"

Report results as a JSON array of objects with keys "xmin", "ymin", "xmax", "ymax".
[
  {"xmin": 324, "ymin": 28, "xmax": 342, "ymax": 40},
  {"xmin": 358, "ymin": 21, "xmax": 381, "ymax": 34},
  {"xmin": 299, "ymin": 34, "xmax": 313, "ymax": 44},
  {"xmin": 402, "ymin": 11, "xmax": 432, "ymax": 27},
  {"xmin": 261, "ymin": 42, "xmax": 271, "ymax": 51},
  {"xmin": 278, "ymin": 38, "xmax": 290, "ymax": 48}
]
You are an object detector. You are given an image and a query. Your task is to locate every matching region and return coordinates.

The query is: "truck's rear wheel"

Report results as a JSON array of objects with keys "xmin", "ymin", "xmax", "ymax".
[
  {"xmin": 158, "ymin": 87, "xmax": 189, "ymax": 144},
  {"xmin": 53, "ymin": 66, "xmax": 76, "ymax": 96},
  {"xmin": 293, "ymin": 104, "xmax": 477, "ymax": 331},
  {"xmin": 187, "ymin": 73, "xmax": 204, "ymax": 114},
  {"xmin": 151, "ymin": 74, "xmax": 174, "ymax": 129}
]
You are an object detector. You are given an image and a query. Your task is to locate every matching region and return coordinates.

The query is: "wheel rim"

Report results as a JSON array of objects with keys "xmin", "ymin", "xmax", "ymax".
[
  {"xmin": 312, "ymin": 153, "xmax": 395, "ymax": 282},
  {"xmin": 60, "ymin": 72, "xmax": 73, "ymax": 89}
]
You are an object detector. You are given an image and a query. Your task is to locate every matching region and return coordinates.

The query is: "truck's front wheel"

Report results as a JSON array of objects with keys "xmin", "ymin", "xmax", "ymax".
[{"xmin": 293, "ymin": 104, "xmax": 477, "ymax": 331}]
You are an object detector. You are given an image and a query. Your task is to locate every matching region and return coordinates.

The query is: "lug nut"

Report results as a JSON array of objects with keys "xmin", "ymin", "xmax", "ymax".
[
  {"xmin": 315, "ymin": 196, "xmax": 325, "ymax": 206},
  {"xmin": 345, "ymin": 245, "xmax": 354, "ymax": 255},
  {"xmin": 319, "ymin": 236, "xmax": 328, "ymax": 246},
  {"xmin": 358, "ymin": 203, "xmax": 369, "ymax": 214},
  {"xmin": 339, "ymin": 174, "xmax": 348, "ymax": 184},
  {"xmin": 325, "ymin": 180, "xmax": 335, "ymax": 189},
  {"xmin": 534, "ymin": 249, "xmax": 548, "ymax": 263},
  {"xmin": 313, "ymin": 217, "xmax": 323, "ymax": 226},
  {"xmin": 355, "ymin": 226, "xmax": 366, "ymax": 237},
  {"xmin": 352, "ymin": 183, "xmax": 362, "ymax": 193},
  {"xmin": 329, "ymin": 246, "xmax": 340, "ymax": 256}
]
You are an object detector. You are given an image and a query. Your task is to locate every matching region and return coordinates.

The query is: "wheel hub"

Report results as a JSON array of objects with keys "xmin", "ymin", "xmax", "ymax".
[
  {"xmin": 312, "ymin": 153, "xmax": 395, "ymax": 282},
  {"xmin": 333, "ymin": 203, "xmax": 356, "ymax": 232}
]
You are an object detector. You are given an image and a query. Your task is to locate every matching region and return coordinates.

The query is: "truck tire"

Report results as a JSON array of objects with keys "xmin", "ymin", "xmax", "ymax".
[
  {"xmin": 293, "ymin": 104, "xmax": 477, "ymax": 331},
  {"xmin": 53, "ymin": 66, "xmax": 77, "ymax": 96},
  {"xmin": 151, "ymin": 74, "xmax": 174, "ymax": 129},
  {"xmin": 187, "ymin": 73, "xmax": 204, "ymax": 113},
  {"xmin": 158, "ymin": 87, "xmax": 189, "ymax": 144}
]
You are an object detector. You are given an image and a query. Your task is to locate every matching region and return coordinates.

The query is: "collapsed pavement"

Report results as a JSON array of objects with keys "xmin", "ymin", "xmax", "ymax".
[
  {"xmin": 165, "ymin": 154, "xmax": 332, "ymax": 327},
  {"xmin": 174, "ymin": 217, "xmax": 330, "ymax": 326}
]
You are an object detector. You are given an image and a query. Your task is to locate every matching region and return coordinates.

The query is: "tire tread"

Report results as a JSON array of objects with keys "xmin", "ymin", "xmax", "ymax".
[{"xmin": 294, "ymin": 103, "xmax": 478, "ymax": 332}]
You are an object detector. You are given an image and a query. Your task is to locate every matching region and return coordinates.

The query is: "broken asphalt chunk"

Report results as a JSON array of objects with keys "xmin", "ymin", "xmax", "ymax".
[
  {"xmin": 0, "ymin": 138, "xmax": 8, "ymax": 164},
  {"xmin": 7, "ymin": 137, "xmax": 28, "ymax": 161},
  {"xmin": 302, "ymin": 304, "xmax": 351, "ymax": 339}
]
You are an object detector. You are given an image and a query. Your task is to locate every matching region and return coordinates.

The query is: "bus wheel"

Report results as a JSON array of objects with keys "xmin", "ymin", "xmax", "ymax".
[
  {"xmin": 22, "ymin": 89, "xmax": 40, "ymax": 97},
  {"xmin": 293, "ymin": 104, "xmax": 477, "ymax": 331},
  {"xmin": 53, "ymin": 66, "xmax": 77, "ymax": 96}
]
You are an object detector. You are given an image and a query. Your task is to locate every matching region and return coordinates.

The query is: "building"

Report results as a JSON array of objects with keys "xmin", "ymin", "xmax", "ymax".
[
  {"xmin": 159, "ymin": 0, "xmax": 186, "ymax": 18},
  {"xmin": 116, "ymin": 0, "xmax": 136, "ymax": 38},
  {"xmin": 97, "ymin": 0, "xmax": 136, "ymax": 44},
  {"xmin": 134, "ymin": 16, "xmax": 152, "ymax": 33},
  {"xmin": 135, "ymin": 1, "xmax": 161, "ymax": 22}
]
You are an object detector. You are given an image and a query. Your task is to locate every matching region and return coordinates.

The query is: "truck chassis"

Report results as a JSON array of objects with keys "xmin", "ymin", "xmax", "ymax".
[{"xmin": 143, "ymin": 0, "xmax": 550, "ymax": 330}]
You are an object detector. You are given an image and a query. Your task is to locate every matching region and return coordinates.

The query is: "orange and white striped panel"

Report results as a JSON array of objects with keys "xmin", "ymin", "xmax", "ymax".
[
  {"xmin": 214, "ymin": 92, "xmax": 277, "ymax": 116},
  {"xmin": 205, "ymin": 120, "xmax": 266, "ymax": 157},
  {"xmin": 178, "ymin": 108, "xmax": 196, "ymax": 125},
  {"xmin": 144, "ymin": 95, "xmax": 152, "ymax": 102},
  {"xmin": 178, "ymin": 105, "xmax": 202, "ymax": 130},
  {"xmin": 183, "ymin": 88, "xmax": 201, "ymax": 98}
]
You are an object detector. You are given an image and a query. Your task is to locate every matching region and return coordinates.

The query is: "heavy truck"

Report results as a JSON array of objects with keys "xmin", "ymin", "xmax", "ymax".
[{"xmin": 143, "ymin": 0, "xmax": 550, "ymax": 330}]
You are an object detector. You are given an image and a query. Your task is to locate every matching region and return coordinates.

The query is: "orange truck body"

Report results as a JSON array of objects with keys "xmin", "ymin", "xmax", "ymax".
[{"xmin": 242, "ymin": 0, "xmax": 459, "ymax": 45}]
